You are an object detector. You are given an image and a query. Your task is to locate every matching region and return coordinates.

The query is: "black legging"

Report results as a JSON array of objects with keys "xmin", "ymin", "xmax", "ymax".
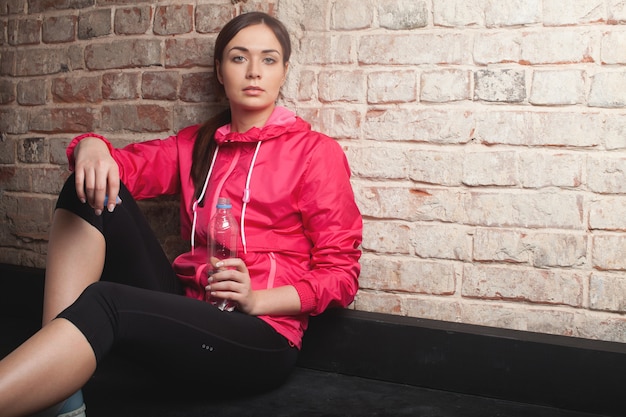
[{"xmin": 55, "ymin": 175, "xmax": 298, "ymax": 390}]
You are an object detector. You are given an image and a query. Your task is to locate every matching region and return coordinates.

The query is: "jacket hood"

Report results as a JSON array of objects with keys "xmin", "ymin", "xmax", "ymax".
[{"xmin": 214, "ymin": 106, "xmax": 299, "ymax": 145}]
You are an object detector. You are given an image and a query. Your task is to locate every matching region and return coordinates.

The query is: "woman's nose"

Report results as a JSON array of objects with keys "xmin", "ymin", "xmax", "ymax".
[{"xmin": 246, "ymin": 62, "xmax": 260, "ymax": 79}]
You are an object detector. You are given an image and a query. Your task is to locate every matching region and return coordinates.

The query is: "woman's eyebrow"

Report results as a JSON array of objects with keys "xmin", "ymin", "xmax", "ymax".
[{"xmin": 228, "ymin": 46, "xmax": 281, "ymax": 55}]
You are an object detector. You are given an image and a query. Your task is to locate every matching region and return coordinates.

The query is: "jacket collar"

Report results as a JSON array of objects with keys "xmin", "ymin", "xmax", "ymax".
[{"xmin": 215, "ymin": 106, "xmax": 298, "ymax": 145}]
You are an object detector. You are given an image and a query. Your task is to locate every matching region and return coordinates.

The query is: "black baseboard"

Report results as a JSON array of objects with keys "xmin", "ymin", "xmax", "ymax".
[
  {"xmin": 299, "ymin": 309, "xmax": 625, "ymax": 417},
  {"xmin": 2, "ymin": 263, "xmax": 624, "ymax": 417}
]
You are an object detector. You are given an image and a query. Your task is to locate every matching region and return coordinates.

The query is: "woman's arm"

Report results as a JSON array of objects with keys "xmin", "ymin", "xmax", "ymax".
[
  {"xmin": 73, "ymin": 136, "xmax": 121, "ymax": 215},
  {"xmin": 206, "ymin": 258, "xmax": 302, "ymax": 316}
]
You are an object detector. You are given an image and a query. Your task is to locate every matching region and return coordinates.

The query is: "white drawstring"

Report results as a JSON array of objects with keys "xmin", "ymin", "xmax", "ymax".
[
  {"xmin": 191, "ymin": 147, "xmax": 219, "ymax": 254},
  {"xmin": 240, "ymin": 141, "xmax": 262, "ymax": 255}
]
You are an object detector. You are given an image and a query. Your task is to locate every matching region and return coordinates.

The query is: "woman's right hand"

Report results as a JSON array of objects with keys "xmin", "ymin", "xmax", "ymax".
[{"xmin": 73, "ymin": 137, "xmax": 121, "ymax": 215}]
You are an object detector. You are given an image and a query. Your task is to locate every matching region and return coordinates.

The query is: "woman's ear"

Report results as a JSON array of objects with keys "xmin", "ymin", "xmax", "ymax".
[
  {"xmin": 216, "ymin": 60, "xmax": 224, "ymax": 85},
  {"xmin": 282, "ymin": 62, "xmax": 289, "ymax": 86}
]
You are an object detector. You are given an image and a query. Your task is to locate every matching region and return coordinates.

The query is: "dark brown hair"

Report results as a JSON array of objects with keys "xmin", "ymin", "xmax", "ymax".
[{"xmin": 190, "ymin": 12, "xmax": 292, "ymax": 202}]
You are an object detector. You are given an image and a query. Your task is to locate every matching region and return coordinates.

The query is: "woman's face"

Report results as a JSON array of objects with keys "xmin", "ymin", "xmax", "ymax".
[{"xmin": 217, "ymin": 23, "xmax": 288, "ymax": 117}]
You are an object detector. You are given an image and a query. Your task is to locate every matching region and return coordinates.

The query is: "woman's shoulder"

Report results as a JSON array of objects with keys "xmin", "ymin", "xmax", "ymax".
[{"xmin": 176, "ymin": 124, "xmax": 201, "ymax": 141}]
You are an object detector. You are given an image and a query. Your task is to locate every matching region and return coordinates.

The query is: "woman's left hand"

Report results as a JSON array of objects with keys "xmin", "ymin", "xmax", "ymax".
[{"xmin": 205, "ymin": 257, "xmax": 258, "ymax": 315}]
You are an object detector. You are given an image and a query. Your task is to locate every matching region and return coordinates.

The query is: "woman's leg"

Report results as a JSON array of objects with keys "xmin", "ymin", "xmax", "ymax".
[
  {"xmin": 43, "ymin": 174, "xmax": 182, "ymax": 325},
  {"xmin": 60, "ymin": 282, "xmax": 298, "ymax": 390},
  {"xmin": 43, "ymin": 208, "xmax": 105, "ymax": 325},
  {"xmin": 0, "ymin": 319, "xmax": 96, "ymax": 417},
  {"xmin": 0, "ymin": 174, "xmax": 185, "ymax": 415}
]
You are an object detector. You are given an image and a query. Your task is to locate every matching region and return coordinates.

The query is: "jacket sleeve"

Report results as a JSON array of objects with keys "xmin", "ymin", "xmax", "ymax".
[
  {"xmin": 291, "ymin": 136, "xmax": 362, "ymax": 315},
  {"xmin": 66, "ymin": 131, "xmax": 191, "ymax": 200}
]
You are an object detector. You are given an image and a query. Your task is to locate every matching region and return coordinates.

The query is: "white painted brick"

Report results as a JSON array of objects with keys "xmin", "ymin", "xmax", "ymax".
[
  {"xmin": 353, "ymin": 290, "xmax": 403, "ymax": 315},
  {"xmin": 519, "ymin": 151, "xmax": 583, "ymax": 188},
  {"xmin": 463, "ymin": 150, "xmax": 517, "ymax": 186},
  {"xmin": 358, "ymin": 33, "xmax": 471, "ymax": 65},
  {"xmin": 407, "ymin": 148, "xmax": 464, "ymax": 186},
  {"xmin": 466, "ymin": 190, "xmax": 584, "ymax": 229},
  {"xmin": 601, "ymin": 30, "xmax": 626, "ymax": 64},
  {"xmin": 474, "ymin": 69, "xmax": 526, "ymax": 103},
  {"xmin": 589, "ymin": 197, "xmax": 626, "ymax": 231},
  {"xmin": 377, "ymin": 0, "xmax": 428, "ymax": 30},
  {"xmin": 404, "ymin": 295, "xmax": 462, "ymax": 322},
  {"xmin": 296, "ymin": 70, "xmax": 316, "ymax": 102},
  {"xmin": 588, "ymin": 71, "xmax": 626, "ymax": 108},
  {"xmin": 359, "ymin": 254, "xmax": 457, "ymax": 295},
  {"xmin": 462, "ymin": 264, "xmax": 584, "ymax": 307},
  {"xmin": 318, "ymin": 70, "xmax": 363, "ymax": 103},
  {"xmin": 587, "ymin": 154, "xmax": 626, "ymax": 194},
  {"xmin": 521, "ymin": 30, "xmax": 598, "ymax": 64},
  {"xmin": 420, "ymin": 69, "xmax": 471, "ymax": 103},
  {"xmin": 457, "ymin": 302, "xmax": 626, "ymax": 342},
  {"xmin": 484, "ymin": 0, "xmax": 542, "ymax": 27},
  {"xmin": 473, "ymin": 228, "xmax": 587, "ymax": 268},
  {"xmin": 608, "ymin": 0, "xmax": 626, "ymax": 23},
  {"xmin": 298, "ymin": 35, "xmax": 353, "ymax": 65},
  {"xmin": 543, "ymin": 0, "xmax": 606, "ymax": 25},
  {"xmin": 605, "ymin": 113, "xmax": 626, "ymax": 150},
  {"xmin": 331, "ymin": 0, "xmax": 374, "ymax": 30},
  {"xmin": 353, "ymin": 183, "xmax": 470, "ymax": 223},
  {"xmin": 473, "ymin": 228, "xmax": 531, "ymax": 264},
  {"xmin": 344, "ymin": 144, "xmax": 408, "ymax": 179},
  {"xmin": 474, "ymin": 111, "xmax": 602, "ymax": 147},
  {"xmin": 363, "ymin": 108, "xmax": 474, "ymax": 143},
  {"xmin": 590, "ymin": 273, "xmax": 626, "ymax": 312},
  {"xmin": 592, "ymin": 234, "xmax": 626, "ymax": 270},
  {"xmin": 535, "ymin": 235, "xmax": 588, "ymax": 269},
  {"xmin": 367, "ymin": 70, "xmax": 417, "ymax": 104},
  {"xmin": 473, "ymin": 32, "xmax": 522, "ymax": 65},
  {"xmin": 529, "ymin": 70, "xmax": 586, "ymax": 105},
  {"xmin": 433, "ymin": 0, "xmax": 485, "ymax": 27},
  {"xmin": 295, "ymin": 106, "xmax": 361, "ymax": 139},
  {"xmin": 410, "ymin": 223, "xmax": 473, "ymax": 261},
  {"xmin": 362, "ymin": 220, "xmax": 412, "ymax": 254}
]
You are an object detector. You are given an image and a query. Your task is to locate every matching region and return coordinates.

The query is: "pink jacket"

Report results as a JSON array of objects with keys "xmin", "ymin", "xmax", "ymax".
[{"xmin": 67, "ymin": 106, "xmax": 362, "ymax": 349}]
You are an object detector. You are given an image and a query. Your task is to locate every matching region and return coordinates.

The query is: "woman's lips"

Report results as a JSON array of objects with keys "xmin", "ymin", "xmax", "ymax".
[{"xmin": 243, "ymin": 86, "xmax": 264, "ymax": 95}]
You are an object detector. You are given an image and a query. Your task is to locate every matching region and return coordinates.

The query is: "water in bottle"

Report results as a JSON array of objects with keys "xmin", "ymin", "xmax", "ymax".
[{"xmin": 207, "ymin": 197, "xmax": 238, "ymax": 311}]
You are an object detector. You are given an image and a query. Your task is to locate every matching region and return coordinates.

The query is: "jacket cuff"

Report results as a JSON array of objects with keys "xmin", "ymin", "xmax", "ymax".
[
  {"xmin": 66, "ymin": 133, "xmax": 113, "ymax": 171},
  {"xmin": 293, "ymin": 280, "xmax": 317, "ymax": 314}
]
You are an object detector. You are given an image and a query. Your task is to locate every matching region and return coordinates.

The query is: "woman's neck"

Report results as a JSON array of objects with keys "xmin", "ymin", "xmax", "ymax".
[{"xmin": 229, "ymin": 105, "xmax": 276, "ymax": 133}]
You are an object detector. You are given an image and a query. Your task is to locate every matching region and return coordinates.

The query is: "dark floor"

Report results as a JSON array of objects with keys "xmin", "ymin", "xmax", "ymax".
[
  {"xmin": 0, "ymin": 263, "xmax": 617, "ymax": 417},
  {"xmin": 0, "ymin": 317, "xmax": 611, "ymax": 417},
  {"xmin": 82, "ymin": 366, "xmax": 609, "ymax": 417}
]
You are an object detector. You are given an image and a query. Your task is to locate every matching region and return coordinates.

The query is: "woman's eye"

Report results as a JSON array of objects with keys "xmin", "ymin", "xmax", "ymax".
[
  {"xmin": 232, "ymin": 56, "xmax": 245, "ymax": 63},
  {"xmin": 263, "ymin": 57, "xmax": 277, "ymax": 64}
]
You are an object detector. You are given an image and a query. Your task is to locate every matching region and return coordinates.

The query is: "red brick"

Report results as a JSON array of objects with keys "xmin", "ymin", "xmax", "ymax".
[
  {"xmin": 29, "ymin": 0, "xmax": 94, "ymax": 13},
  {"xmin": 8, "ymin": 18, "xmax": 41, "ymax": 45},
  {"xmin": 85, "ymin": 39, "xmax": 161, "ymax": 70},
  {"xmin": 165, "ymin": 38, "xmax": 213, "ymax": 68},
  {"xmin": 52, "ymin": 75, "xmax": 102, "ymax": 103},
  {"xmin": 114, "ymin": 6, "xmax": 151, "ymax": 35},
  {"xmin": 142, "ymin": 71, "xmax": 178, "ymax": 100},
  {"xmin": 102, "ymin": 104, "xmax": 170, "ymax": 132},
  {"xmin": 195, "ymin": 4, "xmax": 233, "ymax": 33},
  {"xmin": 179, "ymin": 72, "xmax": 214, "ymax": 103},
  {"xmin": 43, "ymin": 15, "xmax": 77, "ymax": 43},
  {"xmin": 78, "ymin": 8, "xmax": 112, "ymax": 39},
  {"xmin": 102, "ymin": 72, "xmax": 139, "ymax": 100},
  {"xmin": 153, "ymin": 4, "xmax": 193, "ymax": 36},
  {"xmin": 30, "ymin": 107, "xmax": 97, "ymax": 133}
]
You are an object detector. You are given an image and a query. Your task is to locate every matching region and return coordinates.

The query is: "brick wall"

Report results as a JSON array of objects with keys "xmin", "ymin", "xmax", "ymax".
[{"xmin": 1, "ymin": 0, "xmax": 625, "ymax": 343}]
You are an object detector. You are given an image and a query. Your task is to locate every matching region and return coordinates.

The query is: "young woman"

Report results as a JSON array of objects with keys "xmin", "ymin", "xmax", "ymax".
[{"xmin": 0, "ymin": 12, "xmax": 362, "ymax": 417}]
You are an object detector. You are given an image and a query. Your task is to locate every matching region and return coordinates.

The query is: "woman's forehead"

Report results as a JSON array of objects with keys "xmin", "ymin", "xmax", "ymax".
[{"xmin": 226, "ymin": 24, "xmax": 283, "ymax": 55}]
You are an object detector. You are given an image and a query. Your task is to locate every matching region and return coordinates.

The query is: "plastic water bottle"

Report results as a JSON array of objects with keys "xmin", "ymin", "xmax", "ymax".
[{"xmin": 207, "ymin": 197, "xmax": 238, "ymax": 311}]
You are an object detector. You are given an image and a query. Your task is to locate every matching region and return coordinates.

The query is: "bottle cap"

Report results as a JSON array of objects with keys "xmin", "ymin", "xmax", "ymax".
[{"xmin": 216, "ymin": 197, "xmax": 232, "ymax": 209}]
